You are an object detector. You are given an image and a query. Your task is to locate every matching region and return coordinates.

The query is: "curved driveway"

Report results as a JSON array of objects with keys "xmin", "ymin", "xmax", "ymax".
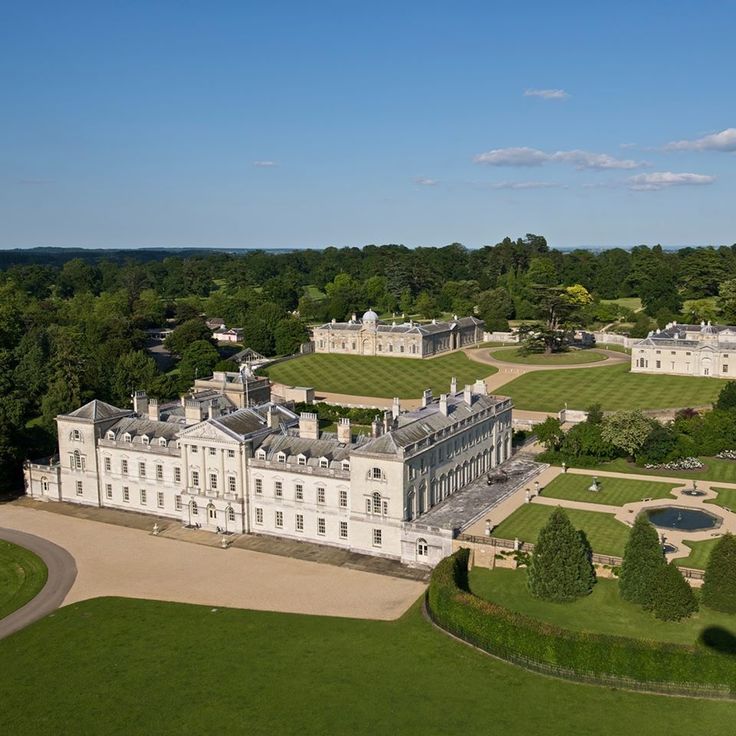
[{"xmin": 0, "ymin": 527, "xmax": 77, "ymax": 640}]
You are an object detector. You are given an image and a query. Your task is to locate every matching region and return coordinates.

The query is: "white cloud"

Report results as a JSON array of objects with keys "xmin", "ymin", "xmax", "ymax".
[
  {"xmin": 665, "ymin": 128, "xmax": 736, "ymax": 152},
  {"xmin": 253, "ymin": 160, "xmax": 278, "ymax": 167},
  {"xmin": 487, "ymin": 181, "xmax": 565, "ymax": 190},
  {"xmin": 524, "ymin": 88, "xmax": 570, "ymax": 100},
  {"xmin": 627, "ymin": 172, "xmax": 716, "ymax": 191},
  {"xmin": 474, "ymin": 147, "xmax": 645, "ymax": 170},
  {"xmin": 413, "ymin": 177, "xmax": 439, "ymax": 186}
]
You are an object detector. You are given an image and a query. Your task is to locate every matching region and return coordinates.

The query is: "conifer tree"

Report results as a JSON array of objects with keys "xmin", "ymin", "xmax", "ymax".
[
  {"xmin": 650, "ymin": 562, "xmax": 699, "ymax": 621},
  {"xmin": 527, "ymin": 507, "xmax": 596, "ymax": 602},
  {"xmin": 701, "ymin": 533, "xmax": 736, "ymax": 613},
  {"xmin": 619, "ymin": 514, "xmax": 665, "ymax": 607}
]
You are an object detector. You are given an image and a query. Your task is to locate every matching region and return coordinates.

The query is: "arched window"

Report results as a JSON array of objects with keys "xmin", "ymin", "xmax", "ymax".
[
  {"xmin": 41, "ymin": 477, "xmax": 49, "ymax": 493},
  {"xmin": 207, "ymin": 503, "xmax": 217, "ymax": 520},
  {"xmin": 417, "ymin": 538, "xmax": 428, "ymax": 557},
  {"xmin": 227, "ymin": 506, "xmax": 235, "ymax": 522},
  {"xmin": 191, "ymin": 501, "xmax": 198, "ymax": 516},
  {"xmin": 73, "ymin": 449, "xmax": 82, "ymax": 470},
  {"xmin": 71, "ymin": 429, "xmax": 81, "ymax": 441},
  {"xmin": 372, "ymin": 492, "xmax": 381, "ymax": 514}
]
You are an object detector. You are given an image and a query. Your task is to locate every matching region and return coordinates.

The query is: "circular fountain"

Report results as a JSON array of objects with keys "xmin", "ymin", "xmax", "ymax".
[{"xmin": 644, "ymin": 506, "xmax": 722, "ymax": 532}]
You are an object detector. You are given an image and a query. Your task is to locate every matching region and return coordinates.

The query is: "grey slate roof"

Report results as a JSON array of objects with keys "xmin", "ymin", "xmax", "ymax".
[
  {"xmin": 107, "ymin": 416, "xmax": 181, "ymax": 443},
  {"xmin": 65, "ymin": 400, "xmax": 132, "ymax": 422},
  {"xmin": 316, "ymin": 315, "xmax": 483, "ymax": 334}
]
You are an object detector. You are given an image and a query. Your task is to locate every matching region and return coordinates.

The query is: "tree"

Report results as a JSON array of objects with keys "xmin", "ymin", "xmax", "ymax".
[
  {"xmin": 274, "ymin": 317, "xmax": 309, "ymax": 355},
  {"xmin": 527, "ymin": 507, "xmax": 595, "ymax": 602},
  {"xmin": 177, "ymin": 340, "xmax": 220, "ymax": 387},
  {"xmin": 701, "ymin": 533, "xmax": 736, "ymax": 613},
  {"xmin": 534, "ymin": 417, "xmax": 564, "ymax": 451},
  {"xmin": 111, "ymin": 351, "xmax": 158, "ymax": 406},
  {"xmin": 414, "ymin": 292, "xmax": 440, "ymax": 319},
  {"xmin": 601, "ymin": 410, "xmax": 656, "ymax": 457},
  {"xmin": 717, "ymin": 278, "xmax": 736, "ymax": 323},
  {"xmin": 714, "ymin": 381, "xmax": 736, "ymax": 411},
  {"xmin": 164, "ymin": 319, "xmax": 213, "ymax": 356},
  {"xmin": 650, "ymin": 562, "xmax": 699, "ymax": 621},
  {"xmin": 637, "ymin": 423, "xmax": 678, "ymax": 465},
  {"xmin": 618, "ymin": 515, "xmax": 665, "ymax": 607}
]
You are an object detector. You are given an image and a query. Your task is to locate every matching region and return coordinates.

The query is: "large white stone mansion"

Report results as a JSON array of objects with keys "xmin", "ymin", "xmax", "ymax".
[
  {"xmin": 25, "ymin": 375, "xmax": 513, "ymax": 567},
  {"xmin": 631, "ymin": 321, "xmax": 736, "ymax": 378},
  {"xmin": 313, "ymin": 310, "xmax": 484, "ymax": 358}
]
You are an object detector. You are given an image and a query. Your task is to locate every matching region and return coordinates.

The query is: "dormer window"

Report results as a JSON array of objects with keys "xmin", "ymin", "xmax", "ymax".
[
  {"xmin": 297, "ymin": 454, "xmax": 307, "ymax": 466},
  {"xmin": 256, "ymin": 449, "xmax": 266, "ymax": 460},
  {"xmin": 158, "ymin": 437, "xmax": 167, "ymax": 447},
  {"xmin": 341, "ymin": 461, "xmax": 350, "ymax": 472},
  {"xmin": 319, "ymin": 457, "xmax": 329, "ymax": 469},
  {"xmin": 106, "ymin": 431, "xmax": 115, "ymax": 440},
  {"xmin": 276, "ymin": 452, "xmax": 286, "ymax": 464},
  {"xmin": 123, "ymin": 433, "xmax": 132, "ymax": 443},
  {"xmin": 141, "ymin": 435, "xmax": 150, "ymax": 446}
]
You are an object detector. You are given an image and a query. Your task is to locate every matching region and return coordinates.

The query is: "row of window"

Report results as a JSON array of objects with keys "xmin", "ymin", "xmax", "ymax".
[
  {"xmin": 190, "ymin": 470, "xmax": 238, "ymax": 494},
  {"xmin": 319, "ymin": 339, "xmax": 419, "ymax": 355},
  {"xmin": 188, "ymin": 500, "xmax": 236, "ymax": 522},
  {"xmin": 187, "ymin": 446, "xmax": 237, "ymax": 458},
  {"xmin": 103, "ymin": 457, "xmax": 182, "ymax": 483},
  {"xmin": 256, "ymin": 449, "xmax": 349, "ymax": 471},
  {"xmin": 253, "ymin": 509, "xmax": 380, "ymax": 544}
]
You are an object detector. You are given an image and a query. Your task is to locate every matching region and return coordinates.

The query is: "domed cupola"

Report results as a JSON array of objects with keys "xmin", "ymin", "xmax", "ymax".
[{"xmin": 362, "ymin": 308, "xmax": 379, "ymax": 330}]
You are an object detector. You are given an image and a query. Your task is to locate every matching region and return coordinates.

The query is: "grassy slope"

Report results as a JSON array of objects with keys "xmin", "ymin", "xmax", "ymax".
[
  {"xmin": 492, "ymin": 504, "xmax": 630, "ymax": 556},
  {"xmin": 541, "ymin": 474, "xmax": 678, "ymax": 506},
  {"xmin": 263, "ymin": 352, "xmax": 496, "ymax": 399},
  {"xmin": 501, "ymin": 363, "xmax": 724, "ymax": 412},
  {"xmin": 0, "ymin": 540, "xmax": 48, "ymax": 620},
  {"xmin": 1, "ymin": 597, "xmax": 734, "ymax": 736},
  {"xmin": 601, "ymin": 457, "xmax": 736, "ymax": 484},
  {"xmin": 468, "ymin": 568, "xmax": 736, "ymax": 645},
  {"xmin": 491, "ymin": 348, "xmax": 607, "ymax": 365}
]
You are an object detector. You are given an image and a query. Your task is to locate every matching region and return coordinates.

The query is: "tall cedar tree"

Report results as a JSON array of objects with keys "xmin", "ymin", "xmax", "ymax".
[
  {"xmin": 701, "ymin": 532, "xmax": 736, "ymax": 613},
  {"xmin": 650, "ymin": 562, "xmax": 699, "ymax": 621},
  {"xmin": 619, "ymin": 514, "xmax": 665, "ymax": 607},
  {"xmin": 527, "ymin": 507, "xmax": 596, "ymax": 602}
]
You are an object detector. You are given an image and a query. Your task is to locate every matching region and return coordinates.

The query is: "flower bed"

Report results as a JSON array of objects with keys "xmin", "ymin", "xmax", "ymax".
[
  {"xmin": 716, "ymin": 450, "xmax": 736, "ymax": 460},
  {"xmin": 643, "ymin": 457, "xmax": 704, "ymax": 471}
]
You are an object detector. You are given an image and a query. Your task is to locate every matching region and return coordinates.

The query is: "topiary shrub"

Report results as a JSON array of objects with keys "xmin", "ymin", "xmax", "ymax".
[
  {"xmin": 527, "ymin": 507, "xmax": 595, "ymax": 602},
  {"xmin": 701, "ymin": 533, "xmax": 736, "ymax": 613},
  {"xmin": 650, "ymin": 562, "xmax": 699, "ymax": 621},
  {"xmin": 619, "ymin": 514, "xmax": 665, "ymax": 607}
]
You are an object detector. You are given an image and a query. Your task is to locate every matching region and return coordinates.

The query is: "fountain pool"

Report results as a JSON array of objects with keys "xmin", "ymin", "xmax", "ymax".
[{"xmin": 644, "ymin": 506, "xmax": 722, "ymax": 532}]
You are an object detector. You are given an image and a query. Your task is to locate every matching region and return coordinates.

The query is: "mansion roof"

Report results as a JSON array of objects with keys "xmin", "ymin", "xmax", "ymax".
[
  {"xmin": 65, "ymin": 400, "xmax": 133, "ymax": 422},
  {"xmin": 633, "ymin": 321, "xmax": 736, "ymax": 350},
  {"xmin": 316, "ymin": 315, "xmax": 483, "ymax": 335}
]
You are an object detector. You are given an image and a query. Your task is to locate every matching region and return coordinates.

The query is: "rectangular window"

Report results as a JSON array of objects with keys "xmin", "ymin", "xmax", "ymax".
[
  {"xmin": 121, "ymin": 459, "xmax": 128, "ymax": 475},
  {"xmin": 339, "ymin": 490, "xmax": 348, "ymax": 508},
  {"xmin": 210, "ymin": 473, "xmax": 217, "ymax": 490},
  {"xmin": 372, "ymin": 529, "xmax": 382, "ymax": 547},
  {"xmin": 382, "ymin": 500, "xmax": 388, "ymax": 515},
  {"xmin": 228, "ymin": 476, "xmax": 236, "ymax": 494},
  {"xmin": 317, "ymin": 487, "xmax": 325, "ymax": 504},
  {"xmin": 76, "ymin": 480, "xmax": 83, "ymax": 496},
  {"xmin": 156, "ymin": 464, "xmax": 163, "ymax": 480},
  {"xmin": 104, "ymin": 457, "xmax": 111, "ymax": 472},
  {"xmin": 192, "ymin": 470, "xmax": 200, "ymax": 487},
  {"xmin": 191, "ymin": 445, "xmax": 198, "ymax": 454},
  {"xmin": 317, "ymin": 517, "xmax": 326, "ymax": 535},
  {"xmin": 724, "ymin": 364, "xmax": 729, "ymax": 373},
  {"xmin": 295, "ymin": 483, "xmax": 303, "ymax": 501},
  {"xmin": 227, "ymin": 449, "xmax": 235, "ymax": 458},
  {"xmin": 105, "ymin": 483, "xmax": 112, "ymax": 499},
  {"xmin": 209, "ymin": 447, "xmax": 216, "ymax": 456},
  {"xmin": 174, "ymin": 467, "xmax": 181, "ymax": 483},
  {"xmin": 275, "ymin": 481, "xmax": 283, "ymax": 497},
  {"xmin": 255, "ymin": 507, "xmax": 263, "ymax": 524},
  {"xmin": 656, "ymin": 360, "xmax": 661, "ymax": 369},
  {"xmin": 123, "ymin": 486, "xmax": 130, "ymax": 502},
  {"xmin": 296, "ymin": 513, "xmax": 304, "ymax": 532},
  {"xmin": 175, "ymin": 495, "xmax": 182, "ymax": 511},
  {"xmin": 275, "ymin": 510, "xmax": 283, "ymax": 528},
  {"xmin": 140, "ymin": 489, "xmax": 147, "ymax": 505},
  {"xmin": 139, "ymin": 462, "xmax": 146, "ymax": 477},
  {"xmin": 157, "ymin": 491, "xmax": 164, "ymax": 508},
  {"xmin": 339, "ymin": 521, "xmax": 348, "ymax": 539},
  {"xmin": 255, "ymin": 478, "xmax": 263, "ymax": 494}
]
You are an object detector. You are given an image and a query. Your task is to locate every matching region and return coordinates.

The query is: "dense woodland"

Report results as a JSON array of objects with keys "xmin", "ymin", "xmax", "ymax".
[{"xmin": 1, "ymin": 235, "xmax": 736, "ymax": 490}]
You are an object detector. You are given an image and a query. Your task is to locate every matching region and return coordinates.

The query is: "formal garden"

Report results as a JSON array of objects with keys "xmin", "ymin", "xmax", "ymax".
[
  {"xmin": 0, "ymin": 540, "xmax": 47, "ymax": 620},
  {"xmin": 262, "ymin": 352, "xmax": 496, "ymax": 398},
  {"xmin": 490, "ymin": 347, "xmax": 608, "ymax": 365}
]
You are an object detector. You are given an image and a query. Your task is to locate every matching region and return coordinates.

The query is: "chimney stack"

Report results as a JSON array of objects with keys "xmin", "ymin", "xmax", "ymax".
[
  {"xmin": 383, "ymin": 410, "xmax": 393, "ymax": 434},
  {"xmin": 450, "ymin": 376, "xmax": 457, "ymax": 395},
  {"xmin": 439, "ymin": 393, "xmax": 449, "ymax": 416},
  {"xmin": 267, "ymin": 406, "xmax": 281, "ymax": 430},
  {"xmin": 207, "ymin": 402, "xmax": 221, "ymax": 420},
  {"xmin": 299, "ymin": 412, "xmax": 319, "ymax": 440},
  {"xmin": 132, "ymin": 390, "xmax": 148, "ymax": 416},
  {"xmin": 185, "ymin": 398, "xmax": 204, "ymax": 426},
  {"xmin": 421, "ymin": 388, "xmax": 433, "ymax": 408},
  {"xmin": 463, "ymin": 384, "xmax": 473, "ymax": 405},
  {"xmin": 392, "ymin": 397, "xmax": 400, "ymax": 419},
  {"xmin": 337, "ymin": 417, "xmax": 351, "ymax": 444},
  {"xmin": 473, "ymin": 378, "xmax": 487, "ymax": 396},
  {"xmin": 371, "ymin": 415, "xmax": 382, "ymax": 438},
  {"xmin": 148, "ymin": 398, "xmax": 160, "ymax": 422}
]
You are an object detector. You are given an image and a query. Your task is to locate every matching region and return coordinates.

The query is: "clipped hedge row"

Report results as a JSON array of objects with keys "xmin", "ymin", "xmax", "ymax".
[{"xmin": 427, "ymin": 549, "xmax": 736, "ymax": 692}]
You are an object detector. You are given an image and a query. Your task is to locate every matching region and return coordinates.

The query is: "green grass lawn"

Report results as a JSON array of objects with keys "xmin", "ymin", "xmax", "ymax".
[
  {"xmin": 601, "ymin": 457, "xmax": 736, "ymax": 484},
  {"xmin": 492, "ymin": 504, "xmax": 630, "ymax": 556},
  {"xmin": 1, "ymin": 597, "xmax": 734, "ymax": 735},
  {"xmin": 600, "ymin": 297, "xmax": 643, "ymax": 312},
  {"xmin": 675, "ymin": 539, "xmax": 720, "ymax": 570},
  {"xmin": 263, "ymin": 352, "xmax": 496, "ymax": 399},
  {"xmin": 708, "ymin": 486, "xmax": 736, "ymax": 511},
  {"xmin": 491, "ymin": 347, "xmax": 607, "ymax": 365},
  {"xmin": 595, "ymin": 343, "xmax": 632, "ymax": 355},
  {"xmin": 0, "ymin": 540, "xmax": 48, "ymax": 620},
  {"xmin": 542, "ymin": 474, "xmax": 678, "ymax": 506},
  {"xmin": 500, "ymin": 363, "xmax": 724, "ymax": 411},
  {"xmin": 468, "ymin": 567, "xmax": 736, "ymax": 646}
]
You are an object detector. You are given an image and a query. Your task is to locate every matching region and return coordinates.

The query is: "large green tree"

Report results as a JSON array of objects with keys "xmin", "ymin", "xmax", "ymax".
[
  {"xmin": 601, "ymin": 410, "xmax": 655, "ymax": 457},
  {"xmin": 618, "ymin": 514, "xmax": 665, "ymax": 607},
  {"xmin": 701, "ymin": 533, "xmax": 736, "ymax": 613},
  {"xmin": 165, "ymin": 319, "xmax": 213, "ymax": 356},
  {"xmin": 650, "ymin": 562, "xmax": 699, "ymax": 622}
]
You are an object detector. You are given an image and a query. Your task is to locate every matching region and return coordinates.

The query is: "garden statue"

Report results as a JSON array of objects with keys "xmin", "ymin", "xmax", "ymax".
[
  {"xmin": 588, "ymin": 477, "xmax": 600, "ymax": 492},
  {"xmin": 525, "ymin": 489, "xmax": 531, "ymax": 503},
  {"xmin": 152, "ymin": 523, "xmax": 159, "ymax": 536}
]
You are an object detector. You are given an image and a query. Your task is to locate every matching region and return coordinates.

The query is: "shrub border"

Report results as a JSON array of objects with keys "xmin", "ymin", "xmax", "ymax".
[{"xmin": 426, "ymin": 549, "xmax": 736, "ymax": 699}]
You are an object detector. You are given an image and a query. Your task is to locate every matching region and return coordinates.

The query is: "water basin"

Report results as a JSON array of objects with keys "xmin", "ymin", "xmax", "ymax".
[{"xmin": 645, "ymin": 506, "xmax": 722, "ymax": 532}]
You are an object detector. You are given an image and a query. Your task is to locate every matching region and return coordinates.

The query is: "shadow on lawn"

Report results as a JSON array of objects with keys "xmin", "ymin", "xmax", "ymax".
[{"xmin": 699, "ymin": 626, "xmax": 736, "ymax": 656}]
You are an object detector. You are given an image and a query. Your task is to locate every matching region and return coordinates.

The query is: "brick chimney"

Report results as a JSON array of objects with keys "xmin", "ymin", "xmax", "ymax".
[
  {"xmin": 132, "ymin": 391, "xmax": 148, "ymax": 416},
  {"xmin": 299, "ymin": 412, "xmax": 319, "ymax": 440},
  {"xmin": 337, "ymin": 417, "xmax": 351, "ymax": 444},
  {"xmin": 185, "ymin": 399, "xmax": 204, "ymax": 426},
  {"xmin": 148, "ymin": 398, "xmax": 160, "ymax": 421}
]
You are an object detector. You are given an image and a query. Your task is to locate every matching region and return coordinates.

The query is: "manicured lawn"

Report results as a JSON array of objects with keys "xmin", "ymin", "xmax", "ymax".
[
  {"xmin": 0, "ymin": 540, "xmax": 48, "ymax": 620},
  {"xmin": 542, "ymin": 474, "xmax": 678, "ymax": 506},
  {"xmin": 501, "ymin": 363, "xmax": 724, "ymax": 411},
  {"xmin": 708, "ymin": 487, "xmax": 736, "ymax": 511},
  {"xmin": 600, "ymin": 297, "xmax": 643, "ymax": 312},
  {"xmin": 595, "ymin": 343, "xmax": 632, "ymax": 355},
  {"xmin": 491, "ymin": 347, "xmax": 607, "ymax": 365},
  {"xmin": 1, "ymin": 597, "xmax": 734, "ymax": 735},
  {"xmin": 263, "ymin": 352, "xmax": 496, "ymax": 399},
  {"xmin": 492, "ymin": 504, "xmax": 630, "ymax": 556},
  {"xmin": 468, "ymin": 568, "xmax": 736, "ymax": 645},
  {"xmin": 601, "ymin": 457, "xmax": 736, "ymax": 484},
  {"xmin": 675, "ymin": 539, "xmax": 720, "ymax": 570}
]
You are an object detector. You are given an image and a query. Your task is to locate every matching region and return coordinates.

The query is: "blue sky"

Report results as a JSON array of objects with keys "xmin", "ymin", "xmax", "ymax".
[{"xmin": 2, "ymin": 1, "xmax": 735, "ymax": 249}]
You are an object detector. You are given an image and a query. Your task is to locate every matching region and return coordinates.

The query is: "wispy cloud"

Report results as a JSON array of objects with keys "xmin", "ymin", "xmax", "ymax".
[
  {"xmin": 487, "ymin": 180, "xmax": 565, "ymax": 190},
  {"xmin": 665, "ymin": 128, "xmax": 736, "ymax": 152},
  {"xmin": 627, "ymin": 172, "xmax": 716, "ymax": 191},
  {"xmin": 413, "ymin": 177, "xmax": 439, "ymax": 186},
  {"xmin": 524, "ymin": 88, "xmax": 570, "ymax": 100},
  {"xmin": 252, "ymin": 160, "xmax": 279, "ymax": 167},
  {"xmin": 474, "ymin": 146, "xmax": 645, "ymax": 170}
]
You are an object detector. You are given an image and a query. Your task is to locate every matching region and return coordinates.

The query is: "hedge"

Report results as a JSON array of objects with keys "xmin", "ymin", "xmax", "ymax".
[{"xmin": 427, "ymin": 549, "xmax": 736, "ymax": 694}]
